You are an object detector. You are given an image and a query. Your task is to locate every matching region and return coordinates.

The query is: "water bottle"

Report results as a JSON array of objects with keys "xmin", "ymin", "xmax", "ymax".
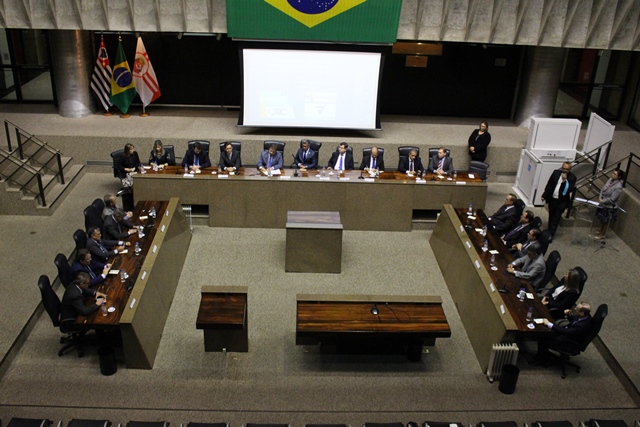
[
  {"xmin": 482, "ymin": 239, "xmax": 488, "ymax": 252},
  {"xmin": 526, "ymin": 306, "xmax": 533, "ymax": 322},
  {"xmin": 482, "ymin": 225, "xmax": 487, "ymax": 236},
  {"xmin": 518, "ymin": 288, "xmax": 525, "ymax": 302},
  {"xmin": 490, "ymin": 253, "xmax": 496, "ymax": 269},
  {"xmin": 120, "ymin": 269, "xmax": 126, "ymax": 283},
  {"xmin": 267, "ymin": 168, "xmax": 272, "ymax": 177},
  {"xmin": 453, "ymin": 170, "xmax": 457, "ymax": 181},
  {"xmin": 467, "ymin": 200, "xmax": 473, "ymax": 215},
  {"xmin": 134, "ymin": 241, "xmax": 141, "ymax": 256},
  {"xmin": 150, "ymin": 206, "xmax": 156, "ymax": 218},
  {"xmin": 101, "ymin": 300, "xmax": 107, "ymax": 316},
  {"xmin": 152, "ymin": 162, "xmax": 158, "ymax": 172},
  {"xmin": 137, "ymin": 226, "xmax": 144, "ymax": 239},
  {"xmin": 218, "ymin": 165, "xmax": 222, "ymax": 174},
  {"xmin": 321, "ymin": 166, "xmax": 326, "ymax": 177},
  {"xmin": 184, "ymin": 164, "xmax": 188, "ymax": 174}
]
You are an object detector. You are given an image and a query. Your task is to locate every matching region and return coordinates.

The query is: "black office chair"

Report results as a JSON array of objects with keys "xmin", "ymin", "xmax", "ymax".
[
  {"xmin": 575, "ymin": 266, "xmax": 588, "ymax": 296},
  {"xmin": 477, "ymin": 423, "xmax": 518, "ymax": 427},
  {"xmin": 468, "ymin": 160, "xmax": 489, "ymax": 181},
  {"xmin": 424, "ymin": 422, "xmax": 464, "ymax": 427},
  {"xmin": 219, "ymin": 141, "xmax": 242, "ymax": 167},
  {"xmin": 333, "ymin": 144, "xmax": 353, "ymax": 154},
  {"xmin": 428, "ymin": 147, "xmax": 450, "ymax": 159},
  {"xmin": 263, "ymin": 140, "xmax": 286, "ymax": 152},
  {"xmin": 362, "ymin": 147, "xmax": 385, "ymax": 158},
  {"xmin": 84, "ymin": 204, "xmax": 103, "ymax": 233},
  {"xmin": 7, "ymin": 419, "xmax": 52, "ymax": 427},
  {"xmin": 110, "ymin": 149, "xmax": 124, "ymax": 179},
  {"xmin": 536, "ymin": 250, "xmax": 561, "ymax": 293},
  {"xmin": 548, "ymin": 304, "xmax": 608, "ymax": 378},
  {"xmin": 187, "ymin": 423, "xmax": 227, "ymax": 427},
  {"xmin": 397, "ymin": 146, "xmax": 419, "ymax": 171},
  {"xmin": 532, "ymin": 422, "xmax": 573, "ymax": 427},
  {"xmin": 532, "ymin": 216, "xmax": 543, "ymax": 229},
  {"xmin": 54, "ymin": 253, "xmax": 74, "ymax": 288},
  {"xmin": 305, "ymin": 424, "xmax": 347, "ymax": 427},
  {"xmin": 163, "ymin": 144, "xmax": 176, "ymax": 166},
  {"xmin": 539, "ymin": 229, "xmax": 552, "ymax": 255},
  {"xmin": 514, "ymin": 198, "xmax": 526, "ymax": 217},
  {"xmin": 127, "ymin": 423, "xmax": 169, "ymax": 427},
  {"xmin": 187, "ymin": 140, "xmax": 210, "ymax": 155},
  {"xmin": 364, "ymin": 424, "xmax": 404, "ymax": 427},
  {"xmin": 583, "ymin": 421, "xmax": 628, "ymax": 427},
  {"xmin": 67, "ymin": 420, "xmax": 112, "ymax": 427},
  {"xmin": 38, "ymin": 274, "xmax": 84, "ymax": 357},
  {"xmin": 245, "ymin": 424, "xmax": 288, "ymax": 427},
  {"xmin": 73, "ymin": 229, "xmax": 87, "ymax": 253},
  {"xmin": 92, "ymin": 197, "xmax": 105, "ymax": 214}
]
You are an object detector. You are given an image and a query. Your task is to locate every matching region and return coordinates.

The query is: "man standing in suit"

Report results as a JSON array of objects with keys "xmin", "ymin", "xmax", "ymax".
[
  {"xmin": 328, "ymin": 142, "xmax": 354, "ymax": 171},
  {"xmin": 428, "ymin": 147, "xmax": 454, "ymax": 175},
  {"xmin": 86, "ymin": 227, "xmax": 128, "ymax": 262},
  {"xmin": 487, "ymin": 193, "xmax": 519, "ymax": 233},
  {"xmin": 532, "ymin": 302, "xmax": 593, "ymax": 363},
  {"xmin": 360, "ymin": 146, "xmax": 385, "ymax": 173},
  {"xmin": 503, "ymin": 210, "xmax": 534, "ymax": 248},
  {"xmin": 71, "ymin": 249, "xmax": 111, "ymax": 287},
  {"xmin": 398, "ymin": 149, "xmax": 424, "ymax": 175},
  {"xmin": 104, "ymin": 209, "xmax": 136, "ymax": 241},
  {"xmin": 294, "ymin": 139, "xmax": 317, "ymax": 170},
  {"xmin": 507, "ymin": 245, "xmax": 546, "ymax": 290},
  {"xmin": 182, "ymin": 141, "xmax": 211, "ymax": 172},
  {"xmin": 541, "ymin": 162, "xmax": 577, "ymax": 239},
  {"xmin": 61, "ymin": 272, "xmax": 107, "ymax": 321},
  {"xmin": 219, "ymin": 142, "xmax": 241, "ymax": 172},
  {"xmin": 257, "ymin": 144, "xmax": 284, "ymax": 172}
]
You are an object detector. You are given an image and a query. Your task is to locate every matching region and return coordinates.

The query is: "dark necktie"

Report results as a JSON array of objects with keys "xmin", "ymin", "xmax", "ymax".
[
  {"xmin": 372, "ymin": 157, "xmax": 376, "ymax": 169},
  {"xmin": 505, "ymin": 224, "xmax": 524, "ymax": 240},
  {"xmin": 86, "ymin": 265, "xmax": 96, "ymax": 279}
]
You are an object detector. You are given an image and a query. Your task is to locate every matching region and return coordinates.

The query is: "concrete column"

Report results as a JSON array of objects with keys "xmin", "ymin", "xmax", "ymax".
[
  {"xmin": 48, "ymin": 30, "xmax": 97, "ymax": 118},
  {"xmin": 513, "ymin": 46, "xmax": 565, "ymax": 127}
]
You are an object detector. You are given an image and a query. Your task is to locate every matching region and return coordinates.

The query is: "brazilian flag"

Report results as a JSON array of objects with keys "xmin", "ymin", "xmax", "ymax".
[
  {"xmin": 109, "ymin": 41, "xmax": 136, "ymax": 114},
  {"xmin": 227, "ymin": 0, "xmax": 402, "ymax": 43}
]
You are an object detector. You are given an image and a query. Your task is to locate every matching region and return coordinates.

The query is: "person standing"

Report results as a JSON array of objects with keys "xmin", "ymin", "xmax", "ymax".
[
  {"xmin": 541, "ymin": 162, "xmax": 576, "ymax": 240},
  {"xmin": 595, "ymin": 169, "xmax": 624, "ymax": 240},
  {"xmin": 468, "ymin": 121, "xmax": 491, "ymax": 162}
]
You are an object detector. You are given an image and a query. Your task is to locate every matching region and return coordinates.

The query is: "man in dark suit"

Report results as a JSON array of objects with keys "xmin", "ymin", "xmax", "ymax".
[
  {"xmin": 219, "ymin": 142, "xmax": 241, "ymax": 172},
  {"xmin": 293, "ymin": 139, "xmax": 318, "ymax": 170},
  {"xmin": 86, "ymin": 227, "xmax": 128, "ymax": 262},
  {"xmin": 257, "ymin": 144, "xmax": 284, "ymax": 172},
  {"xmin": 182, "ymin": 141, "xmax": 211, "ymax": 172},
  {"xmin": 541, "ymin": 162, "xmax": 577, "ymax": 239},
  {"xmin": 71, "ymin": 249, "xmax": 111, "ymax": 287},
  {"xmin": 512, "ymin": 228, "xmax": 541, "ymax": 258},
  {"xmin": 503, "ymin": 210, "xmax": 534, "ymax": 248},
  {"xmin": 532, "ymin": 302, "xmax": 593, "ymax": 363},
  {"xmin": 359, "ymin": 146, "xmax": 385, "ymax": 173},
  {"xmin": 487, "ymin": 193, "xmax": 519, "ymax": 233},
  {"xmin": 428, "ymin": 147, "xmax": 454, "ymax": 175},
  {"xmin": 328, "ymin": 142, "xmax": 354, "ymax": 171},
  {"xmin": 104, "ymin": 209, "xmax": 136, "ymax": 241},
  {"xmin": 398, "ymin": 149, "xmax": 424, "ymax": 175},
  {"xmin": 60, "ymin": 272, "xmax": 107, "ymax": 321}
]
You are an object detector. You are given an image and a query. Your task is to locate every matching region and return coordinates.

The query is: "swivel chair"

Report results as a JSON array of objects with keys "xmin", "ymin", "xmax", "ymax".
[
  {"xmin": 468, "ymin": 160, "xmax": 489, "ymax": 181},
  {"xmin": 536, "ymin": 250, "xmax": 561, "ymax": 293},
  {"xmin": 54, "ymin": 253, "xmax": 74, "ymax": 288},
  {"xmin": 73, "ymin": 229, "xmax": 87, "ymax": 253},
  {"xmin": 187, "ymin": 140, "xmax": 210, "ymax": 155},
  {"xmin": 263, "ymin": 140, "xmax": 286, "ymax": 152}
]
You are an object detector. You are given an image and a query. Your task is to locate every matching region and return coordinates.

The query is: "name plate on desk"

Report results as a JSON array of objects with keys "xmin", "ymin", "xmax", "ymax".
[
  {"xmin": 141, "ymin": 271, "xmax": 147, "ymax": 280},
  {"xmin": 339, "ymin": 177, "xmax": 350, "ymax": 181},
  {"xmin": 364, "ymin": 178, "xmax": 375, "ymax": 182},
  {"xmin": 416, "ymin": 179, "xmax": 426, "ymax": 183},
  {"xmin": 152, "ymin": 245, "xmax": 157, "ymax": 253},
  {"xmin": 218, "ymin": 174, "xmax": 229, "ymax": 178},
  {"xmin": 161, "ymin": 224, "xmax": 165, "ymax": 232},
  {"xmin": 183, "ymin": 173, "xmax": 194, "ymax": 178},
  {"xmin": 466, "ymin": 241, "xmax": 471, "ymax": 248},
  {"xmin": 456, "ymin": 181, "xmax": 467, "ymax": 185},
  {"xmin": 279, "ymin": 175, "xmax": 291, "ymax": 180},
  {"xmin": 489, "ymin": 283, "xmax": 495, "ymax": 292},
  {"xmin": 319, "ymin": 177, "xmax": 330, "ymax": 181},
  {"xmin": 475, "ymin": 260, "xmax": 481, "ymax": 268}
]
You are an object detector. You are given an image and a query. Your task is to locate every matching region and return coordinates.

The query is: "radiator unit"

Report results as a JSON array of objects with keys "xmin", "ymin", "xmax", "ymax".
[
  {"xmin": 182, "ymin": 204, "xmax": 193, "ymax": 232},
  {"xmin": 486, "ymin": 343, "xmax": 519, "ymax": 382}
]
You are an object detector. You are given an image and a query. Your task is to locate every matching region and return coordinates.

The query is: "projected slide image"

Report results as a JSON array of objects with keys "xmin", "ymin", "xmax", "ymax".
[
  {"xmin": 304, "ymin": 92, "xmax": 337, "ymax": 120},
  {"xmin": 259, "ymin": 91, "xmax": 295, "ymax": 119}
]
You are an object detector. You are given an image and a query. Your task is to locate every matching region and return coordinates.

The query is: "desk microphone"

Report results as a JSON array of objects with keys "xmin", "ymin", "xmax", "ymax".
[
  {"xmin": 371, "ymin": 303, "xmax": 379, "ymax": 315},
  {"xmin": 358, "ymin": 170, "xmax": 364, "ymax": 179},
  {"xmin": 291, "ymin": 154, "xmax": 299, "ymax": 177},
  {"xmin": 498, "ymin": 285, "xmax": 509, "ymax": 294}
]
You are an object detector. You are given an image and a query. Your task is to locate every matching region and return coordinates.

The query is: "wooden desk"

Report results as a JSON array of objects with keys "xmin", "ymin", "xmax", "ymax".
[
  {"xmin": 430, "ymin": 204, "xmax": 551, "ymax": 372},
  {"xmin": 296, "ymin": 294, "xmax": 451, "ymax": 362},
  {"xmin": 286, "ymin": 211, "xmax": 343, "ymax": 273},
  {"xmin": 78, "ymin": 198, "xmax": 191, "ymax": 369},
  {"xmin": 196, "ymin": 286, "xmax": 248, "ymax": 352},
  {"xmin": 134, "ymin": 167, "xmax": 486, "ymax": 231}
]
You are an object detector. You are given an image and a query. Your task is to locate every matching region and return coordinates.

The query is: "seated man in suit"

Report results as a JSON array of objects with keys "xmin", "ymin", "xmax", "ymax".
[
  {"xmin": 507, "ymin": 245, "xmax": 546, "ymax": 290},
  {"xmin": 487, "ymin": 193, "xmax": 519, "ymax": 233},
  {"xmin": 86, "ymin": 227, "xmax": 129, "ymax": 262},
  {"xmin": 219, "ymin": 142, "xmax": 241, "ymax": 173},
  {"xmin": 293, "ymin": 139, "xmax": 318, "ymax": 170},
  {"xmin": 61, "ymin": 272, "xmax": 107, "ymax": 321},
  {"xmin": 532, "ymin": 302, "xmax": 593, "ymax": 364},
  {"xmin": 328, "ymin": 142, "xmax": 354, "ymax": 171},
  {"xmin": 257, "ymin": 143, "xmax": 284, "ymax": 172},
  {"xmin": 398, "ymin": 149, "xmax": 424, "ymax": 175},
  {"xmin": 104, "ymin": 208, "xmax": 136, "ymax": 241},
  {"xmin": 71, "ymin": 249, "xmax": 111, "ymax": 287},
  {"xmin": 102, "ymin": 193, "xmax": 132, "ymax": 222},
  {"xmin": 359, "ymin": 146, "xmax": 385, "ymax": 173},
  {"xmin": 503, "ymin": 210, "xmax": 534, "ymax": 248},
  {"xmin": 512, "ymin": 228, "xmax": 541, "ymax": 258},
  {"xmin": 182, "ymin": 141, "xmax": 211, "ymax": 172},
  {"xmin": 428, "ymin": 147, "xmax": 454, "ymax": 175}
]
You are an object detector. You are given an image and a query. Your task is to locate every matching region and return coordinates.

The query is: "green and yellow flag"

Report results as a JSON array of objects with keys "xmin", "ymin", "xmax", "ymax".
[
  {"xmin": 226, "ymin": 0, "xmax": 402, "ymax": 43},
  {"xmin": 109, "ymin": 41, "xmax": 136, "ymax": 115}
]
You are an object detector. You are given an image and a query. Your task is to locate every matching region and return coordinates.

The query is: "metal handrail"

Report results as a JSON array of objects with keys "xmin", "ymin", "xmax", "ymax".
[{"xmin": 0, "ymin": 147, "xmax": 47, "ymax": 206}]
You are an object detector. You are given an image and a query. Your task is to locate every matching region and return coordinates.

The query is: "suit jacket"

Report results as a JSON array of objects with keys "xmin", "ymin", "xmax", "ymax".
[
  {"xmin": 488, "ymin": 205, "xmax": 518, "ymax": 233},
  {"xmin": 512, "ymin": 253, "xmax": 546, "ymax": 289},
  {"xmin": 551, "ymin": 314, "xmax": 593, "ymax": 353},
  {"xmin": 599, "ymin": 178, "xmax": 623, "ymax": 207},
  {"xmin": 504, "ymin": 223, "xmax": 532, "ymax": 248},
  {"xmin": 328, "ymin": 151, "xmax": 354, "ymax": 170},
  {"xmin": 103, "ymin": 215, "xmax": 134, "ymax": 241},
  {"xmin": 86, "ymin": 237, "xmax": 119, "ymax": 262},
  {"xmin": 61, "ymin": 284, "xmax": 98, "ymax": 320},
  {"xmin": 359, "ymin": 153, "xmax": 385, "ymax": 171},
  {"xmin": 398, "ymin": 156, "xmax": 424, "ymax": 173},
  {"xmin": 181, "ymin": 149, "xmax": 211, "ymax": 169},
  {"xmin": 219, "ymin": 150, "xmax": 241, "ymax": 170},
  {"xmin": 514, "ymin": 240, "xmax": 539, "ymax": 259},
  {"xmin": 544, "ymin": 281, "xmax": 580, "ymax": 314},
  {"xmin": 257, "ymin": 150, "xmax": 284, "ymax": 170},
  {"xmin": 294, "ymin": 148, "xmax": 318, "ymax": 169},
  {"xmin": 542, "ymin": 169, "xmax": 577, "ymax": 203},
  {"xmin": 468, "ymin": 129, "xmax": 491, "ymax": 162},
  {"xmin": 428, "ymin": 155, "xmax": 454, "ymax": 174},
  {"xmin": 71, "ymin": 259, "xmax": 106, "ymax": 287}
]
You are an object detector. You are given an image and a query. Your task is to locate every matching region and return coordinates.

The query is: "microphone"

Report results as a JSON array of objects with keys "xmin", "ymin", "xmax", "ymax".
[
  {"xmin": 291, "ymin": 154, "xmax": 298, "ymax": 177},
  {"xmin": 498, "ymin": 284, "xmax": 509, "ymax": 294},
  {"xmin": 358, "ymin": 170, "xmax": 364, "ymax": 179},
  {"xmin": 370, "ymin": 304, "xmax": 379, "ymax": 315}
]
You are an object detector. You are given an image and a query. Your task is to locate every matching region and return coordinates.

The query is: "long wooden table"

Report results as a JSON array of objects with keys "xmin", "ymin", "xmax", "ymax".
[
  {"xmin": 77, "ymin": 198, "xmax": 191, "ymax": 369},
  {"xmin": 296, "ymin": 294, "xmax": 451, "ymax": 361},
  {"xmin": 430, "ymin": 204, "xmax": 551, "ymax": 372},
  {"xmin": 134, "ymin": 166, "xmax": 486, "ymax": 231}
]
